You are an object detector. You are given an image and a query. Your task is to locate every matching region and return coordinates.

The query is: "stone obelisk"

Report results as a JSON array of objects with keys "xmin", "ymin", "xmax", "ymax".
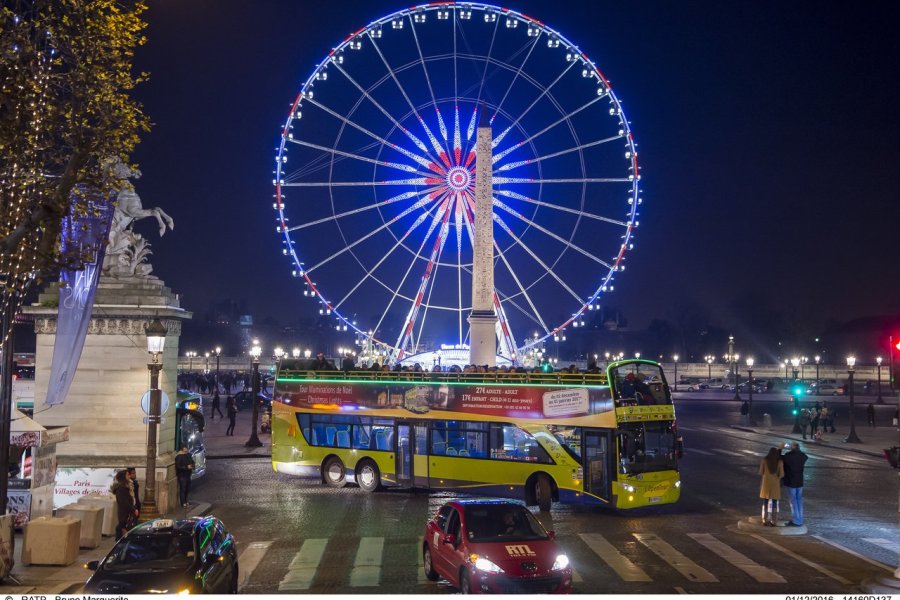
[{"xmin": 468, "ymin": 105, "xmax": 498, "ymax": 366}]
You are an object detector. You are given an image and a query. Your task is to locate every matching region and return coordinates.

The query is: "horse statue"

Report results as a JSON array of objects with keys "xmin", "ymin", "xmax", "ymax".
[{"xmin": 102, "ymin": 161, "xmax": 174, "ymax": 278}]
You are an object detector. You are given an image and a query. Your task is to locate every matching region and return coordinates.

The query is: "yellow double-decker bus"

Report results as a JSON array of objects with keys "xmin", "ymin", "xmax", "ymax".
[{"xmin": 271, "ymin": 359, "xmax": 681, "ymax": 511}]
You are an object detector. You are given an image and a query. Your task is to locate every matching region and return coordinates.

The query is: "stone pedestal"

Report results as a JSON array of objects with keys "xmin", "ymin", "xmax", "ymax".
[{"xmin": 22, "ymin": 276, "xmax": 191, "ymax": 514}]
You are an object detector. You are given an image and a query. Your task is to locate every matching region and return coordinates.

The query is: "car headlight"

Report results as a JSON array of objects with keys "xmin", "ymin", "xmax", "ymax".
[
  {"xmin": 474, "ymin": 556, "xmax": 504, "ymax": 574},
  {"xmin": 177, "ymin": 588, "xmax": 193, "ymax": 595},
  {"xmin": 552, "ymin": 554, "xmax": 570, "ymax": 571}
]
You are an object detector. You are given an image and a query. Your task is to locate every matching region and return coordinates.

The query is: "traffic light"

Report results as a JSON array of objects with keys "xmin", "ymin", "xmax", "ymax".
[
  {"xmin": 791, "ymin": 396, "xmax": 799, "ymax": 415},
  {"xmin": 791, "ymin": 385, "xmax": 804, "ymax": 397}
]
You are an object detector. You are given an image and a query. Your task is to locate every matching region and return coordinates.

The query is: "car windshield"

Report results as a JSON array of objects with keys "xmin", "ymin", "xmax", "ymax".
[
  {"xmin": 104, "ymin": 531, "xmax": 195, "ymax": 569},
  {"xmin": 464, "ymin": 505, "xmax": 549, "ymax": 543}
]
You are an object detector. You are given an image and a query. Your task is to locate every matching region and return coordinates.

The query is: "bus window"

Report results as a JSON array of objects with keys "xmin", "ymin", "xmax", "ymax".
[
  {"xmin": 617, "ymin": 421, "xmax": 677, "ymax": 475},
  {"xmin": 489, "ymin": 424, "xmax": 553, "ymax": 464},
  {"xmin": 610, "ymin": 363, "xmax": 672, "ymax": 406},
  {"xmin": 432, "ymin": 421, "xmax": 487, "ymax": 457},
  {"xmin": 548, "ymin": 425, "xmax": 582, "ymax": 462}
]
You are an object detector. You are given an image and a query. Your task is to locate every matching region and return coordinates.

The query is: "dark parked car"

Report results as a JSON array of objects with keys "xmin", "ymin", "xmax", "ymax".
[
  {"xmin": 83, "ymin": 517, "xmax": 238, "ymax": 594},
  {"xmin": 233, "ymin": 389, "xmax": 271, "ymax": 411}
]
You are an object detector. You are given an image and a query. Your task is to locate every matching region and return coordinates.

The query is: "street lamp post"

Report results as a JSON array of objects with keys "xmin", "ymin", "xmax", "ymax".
[
  {"xmin": 746, "ymin": 357, "xmax": 755, "ymax": 426},
  {"xmin": 706, "ymin": 355, "xmax": 714, "ymax": 380},
  {"xmin": 791, "ymin": 357, "xmax": 802, "ymax": 434},
  {"xmin": 245, "ymin": 341, "xmax": 263, "ymax": 448},
  {"xmin": 814, "ymin": 355, "xmax": 821, "ymax": 387},
  {"xmin": 876, "ymin": 356, "xmax": 883, "ymax": 404},
  {"xmin": 213, "ymin": 346, "xmax": 221, "ymax": 393},
  {"xmin": 142, "ymin": 318, "xmax": 167, "ymax": 519},
  {"xmin": 292, "ymin": 347, "xmax": 301, "ymax": 359},
  {"xmin": 185, "ymin": 351, "xmax": 196, "ymax": 372},
  {"xmin": 673, "ymin": 355, "xmax": 679, "ymax": 392},
  {"xmin": 845, "ymin": 356, "xmax": 862, "ymax": 443},
  {"xmin": 783, "ymin": 360, "xmax": 789, "ymax": 379},
  {"xmin": 204, "ymin": 352, "xmax": 210, "ymax": 373},
  {"xmin": 800, "ymin": 356, "xmax": 808, "ymax": 380}
]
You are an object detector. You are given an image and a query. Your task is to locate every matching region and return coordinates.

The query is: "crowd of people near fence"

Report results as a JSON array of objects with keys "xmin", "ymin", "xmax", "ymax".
[{"xmin": 177, "ymin": 370, "xmax": 250, "ymax": 394}]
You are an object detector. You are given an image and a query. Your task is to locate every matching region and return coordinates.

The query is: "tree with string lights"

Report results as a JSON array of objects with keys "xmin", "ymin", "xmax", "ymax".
[{"xmin": 0, "ymin": 0, "xmax": 150, "ymax": 316}]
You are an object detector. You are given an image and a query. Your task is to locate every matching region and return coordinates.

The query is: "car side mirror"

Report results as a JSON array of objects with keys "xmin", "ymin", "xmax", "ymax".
[
  {"xmin": 442, "ymin": 533, "xmax": 456, "ymax": 546},
  {"xmin": 84, "ymin": 560, "xmax": 100, "ymax": 571},
  {"xmin": 547, "ymin": 530, "xmax": 557, "ymax": 540}
]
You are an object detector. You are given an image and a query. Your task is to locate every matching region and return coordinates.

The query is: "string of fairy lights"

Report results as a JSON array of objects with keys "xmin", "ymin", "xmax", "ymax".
[{"xmin": 1, "ymin": 6, "xmax": 55, "ymax": 344}]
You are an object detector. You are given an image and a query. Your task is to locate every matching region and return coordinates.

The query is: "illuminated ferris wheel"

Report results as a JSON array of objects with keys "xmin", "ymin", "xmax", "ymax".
[{"xmin": 272, "ymin": 2, "xmax": 641, "ymax": 363}]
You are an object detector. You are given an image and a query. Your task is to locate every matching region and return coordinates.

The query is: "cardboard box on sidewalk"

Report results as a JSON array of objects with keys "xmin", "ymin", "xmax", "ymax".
[{"xmin": 21, "ymin": 516, "xmax": 81, "ymax": 566}]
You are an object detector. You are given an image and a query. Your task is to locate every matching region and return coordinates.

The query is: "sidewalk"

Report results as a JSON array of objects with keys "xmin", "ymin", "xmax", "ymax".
[{"xmin": 0, "ymin": 395, "xmax": 271, "ymax": 592}]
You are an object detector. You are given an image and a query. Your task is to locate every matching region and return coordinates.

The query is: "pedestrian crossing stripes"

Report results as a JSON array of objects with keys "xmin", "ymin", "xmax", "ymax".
[
  {"xmin": 686, "ymin": 448, "xmax": 714, "ymax": 455},
  {"xmin": 687, "ymin": 533, "xmax": 785, "ymax": 583},
  {"xmin": 278, "ymin": 538, "xmax": 328, "ymax": 591},
  {"xmin": 234, "ymin": 530, "xmax": 883, "ymax": 592},
  {"xmin": 633, "ymin": 532, "xmax": 718, "ymax": 582},
  {"xmin": 579, "ymin": 532, "xmax": 651, "ymax": 581},
  {"xmin": 712, "ymin": 448, "xmax": 745, "ymax": 457},
  {"xmin": 350, "ymin": 537, "xmax": 384, "ymax": 587}
]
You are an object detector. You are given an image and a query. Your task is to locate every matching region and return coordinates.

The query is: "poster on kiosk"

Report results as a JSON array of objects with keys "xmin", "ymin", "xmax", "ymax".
[{"xmin": 7, "ymin": 408, "xmax": 69, "ymax": 528}]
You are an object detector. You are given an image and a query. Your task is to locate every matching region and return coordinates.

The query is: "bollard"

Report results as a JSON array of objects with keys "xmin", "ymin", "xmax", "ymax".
[{"xmin": 763, "ymin": 413, "xmax": 772, "ymax": 428}]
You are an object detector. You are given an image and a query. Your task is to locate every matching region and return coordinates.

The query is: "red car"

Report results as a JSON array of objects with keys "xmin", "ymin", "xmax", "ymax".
[{"xmin": 423, "ymin": 498, "xmax": 573, "ymax": 594}]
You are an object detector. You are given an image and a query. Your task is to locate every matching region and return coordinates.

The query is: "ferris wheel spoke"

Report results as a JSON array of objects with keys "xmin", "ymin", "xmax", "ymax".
[
  {"xmin": 492, "ymin": 94, "xmax": 605, "ymax": 164},
  {"xmin": 283, "ymin": 177, "xmax": 439, "ymax": 187},
  {"xmin": 332, "ymin": 196, "xmax": 448, "ymax": 312},
  {"xmin": 494, "ymin": 189, "xmax": 627, "ymax": 227},
  {"xmin": 306, "ymin": 191, "xmax": 441, "ymax": 274},
  {"xmin": 492, "ymin": 237, "xmax": 550, "ymax": 334},
  {"xmin": 493, "ymin": 197, "xmax": 614, "ymax": 270},
  {"xmin": 331, "ymin": 60, "xmax": 441, "ymax": 167},
  {"xmin": 494, "ymin": 134, "xmax": 622, "ymax": 172},
  {"xmin": 288, "ymin": 137, "xmax": 430, "ymax": 176},
  {"xmin": 493, "ymin": 176, "xmax": 631, "ymax": 185},
  {"xmin": 490, "ymin": 30, "xmax": 542, "ymax": 124},
  {"xmin": 492, "ymin": 214, "xmax": 585, "ymax": 305},
  {"xmin": 493, "ymin": 37, "xmax": 578, "ymax": 148},
  {"xmin": 366, "ymin": 33, "xmax": 450, "ymax": 167},
  {"xmin": 408, "ymin": 16, "xmax": 453, "ymax": 158},
  {"xmin": 406, "ymin": 211, "xmax": 453, "ymax": 354},
  {"xmin": 304, "ymin": 96, "xmax": 442, "ymax": 173},
  {"xmin": 286, "ymin": 187, "xmax": 438, "ymax": 233},
  {"xmin": 371, "ymin": 195, "xmax": 452, "ymax": 345}
]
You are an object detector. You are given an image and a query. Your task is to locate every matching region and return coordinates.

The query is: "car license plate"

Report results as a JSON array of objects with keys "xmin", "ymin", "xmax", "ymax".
[{"xmin": 648, "ymin": 496, "xmax": 661, "ymax": 503}]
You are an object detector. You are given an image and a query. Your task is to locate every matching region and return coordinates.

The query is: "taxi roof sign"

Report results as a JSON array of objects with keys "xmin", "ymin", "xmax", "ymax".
[{"xmin": 150, "ymin": 519, "xmax": 175, "ymax": 530}]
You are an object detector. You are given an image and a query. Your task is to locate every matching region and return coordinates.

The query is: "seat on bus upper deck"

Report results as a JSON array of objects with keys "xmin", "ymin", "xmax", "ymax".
[
  {"xmin": 445, "ymin": 446, "xmax": 458, "ymax": 456},
  {"xmin": 336, "ymin": 430, "xmax": 351, "ymax": 448}
]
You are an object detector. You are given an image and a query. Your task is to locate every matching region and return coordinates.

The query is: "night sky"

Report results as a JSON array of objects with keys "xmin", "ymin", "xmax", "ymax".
[{"xmin": 130, "ymin": 1, "xmax": 900, "ymax": 338}]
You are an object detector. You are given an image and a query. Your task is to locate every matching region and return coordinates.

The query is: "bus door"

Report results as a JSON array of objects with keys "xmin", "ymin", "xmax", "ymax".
[
  {"xmin": 583, "ymin": 429, "xmax": 611, "ymax": 503},
  {"xmin": 396, "ymin": 422, "xmax": 414, "ymax": 486}
]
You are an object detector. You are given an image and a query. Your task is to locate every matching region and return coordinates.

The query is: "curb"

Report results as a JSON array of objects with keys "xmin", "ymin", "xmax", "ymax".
[
  {"xmin": 207, "ymin": 454, "xmax": 271, "ymax": 460},
  {"xmin": 736, "ymin": 516, "xmax": 807, "ymax": 536},
  {"xmin": 727, "ymin": 425, "xmax": 885, "ymax": 458}
]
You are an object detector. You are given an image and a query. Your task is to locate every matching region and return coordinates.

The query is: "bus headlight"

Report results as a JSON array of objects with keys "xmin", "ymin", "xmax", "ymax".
[
  {"xmin": 622, "ymin": 484, "xmax": 635, "ymax": 492},
  {"xmin": 473, "ymin": 556, "xmax": 504, "ymax": 574},
  {"xmin": 552, "ymin": 554, "xmax": 570, "ymax": 571},
  {"xmin": 674, "ymin": 480, "xmax": 681, "ymax": 488}
]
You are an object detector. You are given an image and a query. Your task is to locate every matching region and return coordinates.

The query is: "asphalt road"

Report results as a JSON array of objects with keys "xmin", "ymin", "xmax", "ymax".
[{"xmin": 189, "ymin": 395, "xmax": 899, "ymax": 594}]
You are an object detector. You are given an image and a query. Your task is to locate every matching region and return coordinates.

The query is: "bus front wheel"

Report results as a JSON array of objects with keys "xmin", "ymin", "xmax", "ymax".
[
  {"xmin": 356, "ymin": 459, "xmax": 381, "ymax": 492},
  {"xmin": 323, "ymin": 456, "xmax": 347, "ymax": 488},
  {"xmin": 534, "ymin": 474, "xmax": 553, "ymax": 512}
]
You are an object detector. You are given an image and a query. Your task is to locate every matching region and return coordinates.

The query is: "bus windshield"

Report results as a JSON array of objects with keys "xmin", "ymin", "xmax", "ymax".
[{"xmin": 617, "ymin": 421, "xmax": 677, "ymax": 475}]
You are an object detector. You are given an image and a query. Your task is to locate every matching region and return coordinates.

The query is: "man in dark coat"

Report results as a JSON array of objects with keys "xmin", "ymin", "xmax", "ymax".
[
  {"xmin": 111, "ymin": 470, "xmax": 136, "ymax": 540},
  {"xmin": 782, "ymin": 442, "xmax": 808, "ymax": 526},
  {"xmin": 175, "ymin": 446, "xmax": 195, "ymax": 507}
]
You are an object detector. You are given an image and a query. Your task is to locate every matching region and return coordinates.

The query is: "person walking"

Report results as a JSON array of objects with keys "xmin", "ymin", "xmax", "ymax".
[
  {"xmin": 866, "ymin": 403, "xmax": 876, "ymax": 427},
  {"xmin": 111, "ymin": 470, "xmax": 137, "ymax": 540},
  {"xmin": 782, "ymin": 442, "xmax": 808, "ymax": 527},
  {"xmin": 758, "ymin": 447, "xmax": 784, "ymax": 526},
  {"xmin": 126, "ymin": 467, "xmax": 141, "ymax": 518},
  {"xmin": 799, "ymin": 408, "xmax": 811, "ymax": 440},
  {"xmin": 225, "ymin": 395, "xmax": 237, "ymax": 436},
  {"xmin": 211, "ymin": 391, "xmax": 224, "ymax": 420},
  {"xmin": 175, "ymin": 446, "xmax": 195, "ymax": 507}
]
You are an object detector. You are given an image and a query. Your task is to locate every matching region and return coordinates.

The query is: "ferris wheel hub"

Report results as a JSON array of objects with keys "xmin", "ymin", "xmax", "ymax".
[{"xmin": 446, "ymin": 166, "xmax": 472, "ymax": 192}]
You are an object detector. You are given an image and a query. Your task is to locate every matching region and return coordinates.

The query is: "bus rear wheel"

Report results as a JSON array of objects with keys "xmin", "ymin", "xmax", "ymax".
[
  {"xmin": 534, "ymin": 474, "xmax": 553, "ymax": 512},
  {"xmin": 323, "ymin": 456, "xmax": 347, "ymax": 488},
  {"xmin": 356, "ymin": 459, "xmax": 381, "ymax": 492}
]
